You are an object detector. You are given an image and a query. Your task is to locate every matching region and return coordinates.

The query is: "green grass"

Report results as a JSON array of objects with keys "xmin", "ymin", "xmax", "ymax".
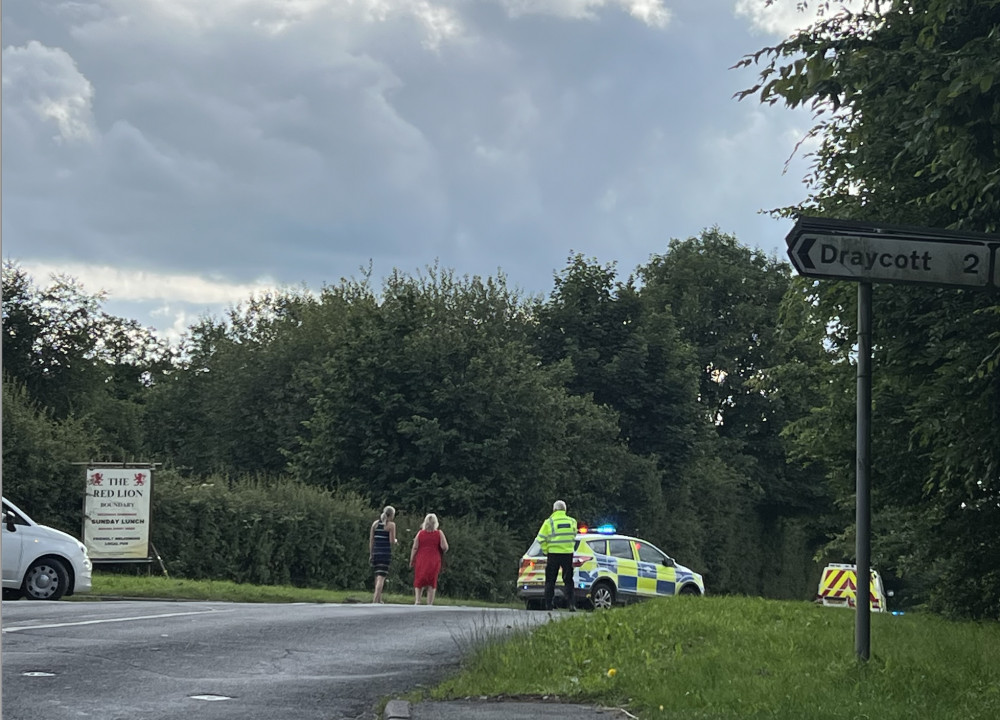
[
  {"xmin": 83, "ymin": 571, "xmax": 517, "ymax": 608},
  {"xmin": 433, "ymin": 596, "xmax": 1000, "ymax": 720}
]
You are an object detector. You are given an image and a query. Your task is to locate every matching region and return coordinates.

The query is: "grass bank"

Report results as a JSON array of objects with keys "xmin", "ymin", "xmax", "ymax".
[
  {"xmin": 435, "ymin": 596, "xmax": 1000, "ymax": 719},
  {"xmin": 85, "ymin": 572, "xmax": 515, "ymax": 607}
]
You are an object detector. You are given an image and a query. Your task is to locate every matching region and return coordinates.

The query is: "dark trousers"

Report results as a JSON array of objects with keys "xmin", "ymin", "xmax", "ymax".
[{"xmin": 544, "ymin": 553, "xmax": 575, "ymax": 610}]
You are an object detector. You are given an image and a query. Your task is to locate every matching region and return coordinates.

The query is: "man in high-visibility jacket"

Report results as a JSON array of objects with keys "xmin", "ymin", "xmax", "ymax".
[{"xmin": 536, "ymin": 500, "xmax": 579, "ymax": 611}]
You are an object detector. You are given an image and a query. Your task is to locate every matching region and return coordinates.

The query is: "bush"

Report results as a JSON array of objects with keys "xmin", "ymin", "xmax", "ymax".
[
  {"xmin": 148, "ymin": 473, "xmax": 523, "ymax": 600},
  {"xmin": 151, "ymin": 473, "xmax": 372, "ymax": 588},
  {"xmin": 1, "ymin": 378, "xmax": 97, "ymax": 534}
]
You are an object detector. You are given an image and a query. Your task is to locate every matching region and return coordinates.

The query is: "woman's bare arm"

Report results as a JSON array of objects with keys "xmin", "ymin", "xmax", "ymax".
[{"xmin": 439, "ymin": 530, "xmax": 449, "ymax": 553}]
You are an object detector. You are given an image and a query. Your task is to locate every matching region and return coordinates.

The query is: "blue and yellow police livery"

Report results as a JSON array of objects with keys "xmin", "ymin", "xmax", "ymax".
[{"xmin": 516, "ymin": 524, "xmax": 705, "ymax": 610}]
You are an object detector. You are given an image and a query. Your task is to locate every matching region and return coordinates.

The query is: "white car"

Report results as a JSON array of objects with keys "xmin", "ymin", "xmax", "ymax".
[{"xmin": 2, "ymin": 497, "xmax": 93, "ymax": 601}]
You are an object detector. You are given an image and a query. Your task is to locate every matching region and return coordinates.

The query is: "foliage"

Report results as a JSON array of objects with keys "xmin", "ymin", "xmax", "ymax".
[
  {"xmin": 1, "ymin": 377, "xmax": 97, "ymax": 533},
  {"xmin": 1, "ymin": 260, "xmax": 173, "ymax": 461},
  {"xmin": 736, "ymin": 0, "xmax": 1000, "ymax": 231},
  {"xmin": 533, "ymin": 253, "xmax": 702, "ymax": 472},
  {"xmin": 639, "ymin": 229, "xmax": 824, "ymax": 518},
  {"xmin": 291, "ymin": 267, "xmax": 663, "ymax": 540},
  {"xmin": 532, "ymin": 239, "xmax": 823, "ymax": 598},
  {"xmin": 0, "ymin": 248, "xmax": 848, "ymax": 605},
  {"xmin": 150, "ymin": 473, "xmax": 374, "ymax": 589},
  {"xmin": 739, "ymin": 0, "xmax": 1000, "ymax": 617},
  {"xmin": 147, "ymin": 472, "xmax": 525, "ymax": 600},
  {"xmin": 144, "ymin": 289, "xmax": 323, "ymax": 474}
]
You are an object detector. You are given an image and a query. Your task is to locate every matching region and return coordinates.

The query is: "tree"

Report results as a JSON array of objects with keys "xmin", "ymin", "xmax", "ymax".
[
  {"xmin": 638, "ymin": 231, "xmax": 826, "ymax": 596},
  {"xmin": 533, "ymin": 254, "xmax": 702, "ymax": 473},
  {"xmin": 531, "ymin": 246, "xmax": 822, "ymax": 596},
  {"xmin": 638, "ymin": 230, "xmax": 806, "ymax": 510},
  {"xmin": 2, "ymin": 262, "xmax": 173, "ymax": 461},
  {"xmin": 145, "ymin": 289, "xmax": 324, "ymax": 475},
  {"xmin": 291, "ymin": 267, "xmax": 664, "ymax": 539},
  {"xmin": 739, "ymin": 0, "xmax": 1000, "ymax": 616},
  {"xmin": 737, "ymin": 0, "xmax": 1000, "ymax": 231},
  {"xmin": 1, "ymin": 377, "xmax": 98, "ymax": 533}
]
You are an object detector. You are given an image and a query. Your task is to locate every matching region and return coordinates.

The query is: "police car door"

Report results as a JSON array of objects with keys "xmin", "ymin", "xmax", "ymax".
[
  {"xmin": 635, "ymin": 540, "xmax": 676, "ymax": 598},
  {"xmin": 606, "ymin": 538, "xmax": 639, "ymax": 600}
]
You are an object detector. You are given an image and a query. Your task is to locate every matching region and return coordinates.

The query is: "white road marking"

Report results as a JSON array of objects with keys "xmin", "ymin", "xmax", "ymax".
[{"xmin": 2, "ymin": 608, "xmax": 235, "ymax": 633}]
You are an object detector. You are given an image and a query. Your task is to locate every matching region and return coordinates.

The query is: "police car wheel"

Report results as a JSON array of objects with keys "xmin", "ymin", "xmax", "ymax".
[
  {"xmin": 678, "ymin": 585, "xmax": 701, "ymax": 596},
  {"xmin": 590, "ymin": 581, "xmax": 615, "ymax": 610}
]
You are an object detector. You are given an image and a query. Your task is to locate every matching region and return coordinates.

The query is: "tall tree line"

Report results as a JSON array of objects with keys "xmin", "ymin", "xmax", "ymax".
[{"xmin": 2, "ymin": 237, "xmax": 820, "ymax": 601}]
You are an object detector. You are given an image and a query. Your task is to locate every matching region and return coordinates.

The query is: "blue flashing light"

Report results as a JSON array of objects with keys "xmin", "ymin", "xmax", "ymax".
[{"xmin": 594, "ymin": 523, "xmax": 617, "ymax": 535}]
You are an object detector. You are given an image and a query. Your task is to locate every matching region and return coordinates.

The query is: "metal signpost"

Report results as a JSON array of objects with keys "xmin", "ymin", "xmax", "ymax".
[{"xmin": 785, "ymin": 217, "xmax": 999, "ymax": 661}]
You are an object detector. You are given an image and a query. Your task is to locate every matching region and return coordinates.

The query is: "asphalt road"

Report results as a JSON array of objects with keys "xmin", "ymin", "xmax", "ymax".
[{"xmin": 0, "ymin": 600, "xmax": 551, "ymax": 720}]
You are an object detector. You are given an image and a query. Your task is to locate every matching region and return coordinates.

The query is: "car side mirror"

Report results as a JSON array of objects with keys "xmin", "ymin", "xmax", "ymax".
[
  {"xmin": 663, "ymin": 557, "xmax": 675, "ymax": 568},
  {"xmin": 3, "ymin": 512, "xmax": 16, "ymax": 532}
]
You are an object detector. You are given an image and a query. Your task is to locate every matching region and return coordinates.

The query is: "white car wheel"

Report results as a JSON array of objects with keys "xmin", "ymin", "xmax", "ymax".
[{"xmin": 23, "ymin": 558, "xmax": 69, "ymax": 601}]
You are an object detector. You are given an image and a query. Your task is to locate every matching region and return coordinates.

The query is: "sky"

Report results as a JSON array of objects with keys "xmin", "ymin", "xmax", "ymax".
[{"xmin": 2, "ymin": 0, "xmax": 856, "ymax": 342}]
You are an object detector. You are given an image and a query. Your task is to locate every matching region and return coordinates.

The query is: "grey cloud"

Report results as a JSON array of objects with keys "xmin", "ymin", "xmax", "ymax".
[{"xmin": 3, "ymin": 0, "xmax": 809, "ymax": 332}]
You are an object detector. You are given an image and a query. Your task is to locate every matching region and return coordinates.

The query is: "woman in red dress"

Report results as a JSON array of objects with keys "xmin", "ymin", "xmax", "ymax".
[{"xmin": 409, "ymin": 513, "xmax": 449, "ymax": 605}]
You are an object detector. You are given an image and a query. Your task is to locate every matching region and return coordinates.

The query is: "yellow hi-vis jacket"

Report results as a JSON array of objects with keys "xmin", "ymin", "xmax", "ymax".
[{"xmin": 536, "ymin": 510, "xmax": 578, "ymax": 555}]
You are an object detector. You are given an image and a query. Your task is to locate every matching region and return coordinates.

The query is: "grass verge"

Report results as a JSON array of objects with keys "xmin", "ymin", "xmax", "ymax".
[
  {"xmin": 82, "ymin": 571, "xmax": 517, "ymax": 608},
  {"xmin": 432, "ymin": 596, "xmax": 1000, "ymax": 719}
]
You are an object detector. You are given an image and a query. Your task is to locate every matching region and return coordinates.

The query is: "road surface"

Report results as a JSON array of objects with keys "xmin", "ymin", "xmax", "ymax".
[{"xmin": 1, "ymin": 600, "xmax": 550, "ymax": 720}]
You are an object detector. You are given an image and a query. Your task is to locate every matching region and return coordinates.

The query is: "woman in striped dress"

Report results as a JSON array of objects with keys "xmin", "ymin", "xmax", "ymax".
[{"xmin": 369, "ymin": 506, "xmax": 397, "ymax": 604}]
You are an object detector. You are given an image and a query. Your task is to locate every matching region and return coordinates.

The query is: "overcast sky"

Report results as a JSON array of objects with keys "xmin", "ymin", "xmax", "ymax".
[{"xmin": 2, "ymin": 0, "xmax": 853, "ymax": 341}]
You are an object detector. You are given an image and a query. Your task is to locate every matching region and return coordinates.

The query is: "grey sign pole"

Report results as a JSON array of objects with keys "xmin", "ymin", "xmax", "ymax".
[{"xmin": 856, "ymin": 282, "xmax": 872, "ymax": 661}]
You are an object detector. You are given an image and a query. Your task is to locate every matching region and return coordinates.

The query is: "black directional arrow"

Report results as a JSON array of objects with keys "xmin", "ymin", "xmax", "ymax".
[{"xmin": 795, "ymin": 237, "xmax": 815, "ymax": 270}]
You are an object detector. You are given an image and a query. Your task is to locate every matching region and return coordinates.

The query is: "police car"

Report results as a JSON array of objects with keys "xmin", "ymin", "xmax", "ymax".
[{"xmin": 516, "ymin": 524, "xmax": 705, "ymax": 610}]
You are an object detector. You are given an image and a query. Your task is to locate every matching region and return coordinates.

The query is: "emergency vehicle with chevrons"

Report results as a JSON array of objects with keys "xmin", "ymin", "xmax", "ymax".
[
  {"xmin": 516, "ymin": 524, "xmax": 705, "ymax": 610},
  {"xmin": 815, "ymin": 563, "xmax": 888, "ymax": 612}
]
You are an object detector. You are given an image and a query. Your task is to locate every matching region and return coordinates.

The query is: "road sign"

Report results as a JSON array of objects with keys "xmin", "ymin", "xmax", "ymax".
[{"xmin": 785, "ymin": 217, "xmax": 1000, "ymax": 290}]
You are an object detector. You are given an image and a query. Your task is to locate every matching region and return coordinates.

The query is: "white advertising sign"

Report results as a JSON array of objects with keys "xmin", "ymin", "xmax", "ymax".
[{"xmin": 84, "ymin": 468, "xmax": 152, "ymax": 561}]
